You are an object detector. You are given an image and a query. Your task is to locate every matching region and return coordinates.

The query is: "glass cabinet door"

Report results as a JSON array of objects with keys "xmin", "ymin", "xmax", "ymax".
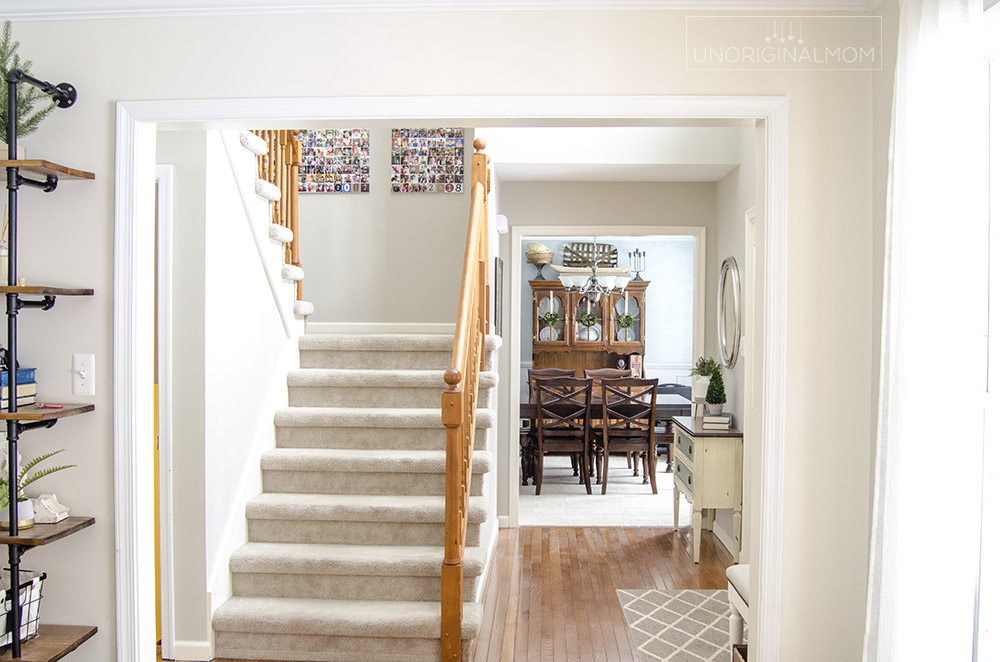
[
  {"xmin": 571, "ymin": 294, "xmax": 605, "ymax": 345},
  {"xmin": 611, "ymin": 293, "xmax": 642, "ymax": 344},
  {"xmin": 534, "ymin": 290, "xmax": 568, "ymax": 344}
]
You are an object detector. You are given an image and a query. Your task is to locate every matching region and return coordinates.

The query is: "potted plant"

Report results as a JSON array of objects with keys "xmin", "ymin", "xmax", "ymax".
[
  {"xmin": 690, "ymin": 356, "xmax": 719, "ymax": 401},
  {"xmin": 0, "ymin": 20, "xmax": 56, "ymax": 154},
  {"xmin": 705, "ymin": 366, "xmax": 726, "ymax": 416},
  {"xmin": 0, "ymin": 450, "xmax": 74, "ymax": 529}
]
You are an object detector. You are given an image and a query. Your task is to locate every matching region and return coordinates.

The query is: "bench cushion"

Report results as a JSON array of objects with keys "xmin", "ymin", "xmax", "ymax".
[{"xmin": 726, "ymin": 564, "xmax": 751, "ymax": 605}]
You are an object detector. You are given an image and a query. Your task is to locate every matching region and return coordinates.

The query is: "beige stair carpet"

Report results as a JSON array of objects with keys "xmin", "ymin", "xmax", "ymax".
[{"xmin": 214, "ymin": 333, "xmax": 498, "ymax": 662}]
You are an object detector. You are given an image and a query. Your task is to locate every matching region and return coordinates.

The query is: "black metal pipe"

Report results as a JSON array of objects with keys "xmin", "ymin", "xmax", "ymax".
[
  {"xmin": 17, "ymin": 297, "xmax": 56, "ymax": 311},
  {"xmin": 5, "ymin": 72, "xmax": 20, "ymax": 661},
  {"xmin": 17, "ymin": 420, "xmax": 58, "ymax": 434},
  {"xmin": 17, "ymin": 175, "xmax": 58, "ymax": 193},
  {"xmin": 6, "ymin": 69, "xmax": 76, "ymax": 109}
]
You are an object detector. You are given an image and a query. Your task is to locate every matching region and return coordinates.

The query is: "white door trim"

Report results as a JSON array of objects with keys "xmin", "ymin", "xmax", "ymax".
[
  {"xmin": 114, "ymin": 94, "xmax": 787, "ymax": 662},
  {"xmin": 154, "ymin": 164, "xmax": 176, "ymax": 660}
]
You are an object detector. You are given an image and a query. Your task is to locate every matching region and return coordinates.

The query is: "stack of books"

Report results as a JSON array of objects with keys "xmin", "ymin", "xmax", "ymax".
[
  {"xmin": 702, "ymin": 412, "xmax": 732, "ymax": 431},
  {"xmin": 1, "ymin": 367, "xmax": 37, "ymax": 408}
]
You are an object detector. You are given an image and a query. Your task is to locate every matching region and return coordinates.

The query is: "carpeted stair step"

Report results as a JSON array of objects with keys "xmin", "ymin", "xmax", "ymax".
[
  {"xmin": 299, "ymin": 333, "xmax": 500, "ymax": 370},
  {"xmin": 274, "ymin": 406, "xmax": 495, "ymax": 451},
  {"xmin": 230, "ymin": 542, "xmax": 486, "ymax": 602},
  {"xmin": 213, "ymin": 597, "xmax": 482, "ymax": 662},
  {"xmin": 287, "ymin": 369, "xmax": 498, "ymax": 408},
  {"xmin": 246, "ymin": 493, "xmax": 488, "ymax": 547},
  {"xmin": 261, "ymin": 448, "xmax": 492, "ymax": 496}
]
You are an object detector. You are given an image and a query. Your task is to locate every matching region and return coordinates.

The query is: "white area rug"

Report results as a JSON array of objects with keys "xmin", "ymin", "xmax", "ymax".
[
  {"xmin": 518, "ymin": 455, "xmax": 692, "ymax": 527},
  {"xmin": 617, "ymin": 589, "xmax": 732, "ymax": 662}
]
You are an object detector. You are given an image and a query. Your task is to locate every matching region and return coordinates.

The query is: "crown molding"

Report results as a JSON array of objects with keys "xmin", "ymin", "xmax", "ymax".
[{"xmin": 4, "ymin": 0, "xmax": 877, "ymax": 21}]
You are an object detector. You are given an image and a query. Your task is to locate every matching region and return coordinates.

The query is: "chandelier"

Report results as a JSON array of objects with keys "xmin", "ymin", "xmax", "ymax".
[{"xmin": 551, "ymin": 238, "xmax": 632, "ymax": 303}]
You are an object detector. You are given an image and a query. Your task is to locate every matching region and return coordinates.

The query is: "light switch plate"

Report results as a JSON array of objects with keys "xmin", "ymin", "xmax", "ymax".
[{"xmin": 72, "ymin": 353, "xmax": 95, "ymax": 396}]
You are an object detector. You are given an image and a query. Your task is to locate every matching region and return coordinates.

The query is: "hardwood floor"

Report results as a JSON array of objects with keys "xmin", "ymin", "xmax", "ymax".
[{"xmin": 471, "ymin": 527, "xmax": 732, "ymax": 662}]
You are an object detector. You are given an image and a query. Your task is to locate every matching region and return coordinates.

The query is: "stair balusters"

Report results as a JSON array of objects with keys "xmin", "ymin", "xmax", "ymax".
[{"xmin": 253, "ymin": 130, "xmax": 304, "ymax": 301}]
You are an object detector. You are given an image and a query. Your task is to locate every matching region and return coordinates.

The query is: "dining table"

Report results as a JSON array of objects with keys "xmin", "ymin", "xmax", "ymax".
[{"xmin": 518, "ymin": 394, "xmax": 693, "ymax": 486}]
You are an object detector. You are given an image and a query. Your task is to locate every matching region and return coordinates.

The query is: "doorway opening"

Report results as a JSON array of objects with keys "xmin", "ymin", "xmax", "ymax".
[{"xmin": 114, "ymin": 95, "xmax": 788, "ymax": 662}]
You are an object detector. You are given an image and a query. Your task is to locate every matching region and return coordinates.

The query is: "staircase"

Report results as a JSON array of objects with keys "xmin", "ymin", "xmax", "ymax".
[{"xmin": 212, "ymin": 333, "xmax": 499, "ymax": 662}]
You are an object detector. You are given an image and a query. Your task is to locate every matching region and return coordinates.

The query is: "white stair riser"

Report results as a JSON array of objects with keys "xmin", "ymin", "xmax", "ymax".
[
  {"xmin": 262, "ymin": 470, "xmax": 484, "ymax": 497},
  {"xmin": 231, "ymin": 571, "xmax": 478, "ymax": 602},
  {"xmin": 276, "ymin": 425, "xmax": 489, "ymax": 451},
  {"xmin": 300, "ymin": 349, "xmax": 453, "ymax": 370},
  {"xmin": 287, "ymin": 385, "xmax": 490, "ymax": 409},
  {"xmin": 214, "ymin": 634, "xmax": 472, "ymax": 662},
  {"xmin": 248, "ymin": 519, "xmax": 482, "ymax": 547}
]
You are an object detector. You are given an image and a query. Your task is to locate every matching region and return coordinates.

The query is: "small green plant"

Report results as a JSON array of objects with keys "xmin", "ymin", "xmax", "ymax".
[
  {"xmin": 706, "ymin": 367, "xmax": 726, "ymax": 405},
  {"xmin": 542, "ymin": 311, "xmax": 561, "ymax": 327},
  {"xmin": 0, "ymin": 21, "xmax": 56, "ymax": 139},
  {"xmin": 690, "ymin": 356, "xmax": 720, "ymax": 377},
  {"xmin": 580, "ymin": 311, "xmax": 598, "ymax": 328},
  {"xmin": 617, "ymin": 312, "xmax": 635, "ymax": 329},
  {"xmin": 0, "ymin": 449, "xmax": 74, "ymax": 508}
]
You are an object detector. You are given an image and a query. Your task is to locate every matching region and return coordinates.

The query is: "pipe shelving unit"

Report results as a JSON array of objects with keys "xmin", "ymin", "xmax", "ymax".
[{"xmin": 2, "ymin": 69, "xmax": 96, "ymax": 661}]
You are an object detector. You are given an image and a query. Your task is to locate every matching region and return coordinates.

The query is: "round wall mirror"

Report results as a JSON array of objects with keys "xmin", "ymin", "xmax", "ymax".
[{"xmin": 718, "ymin": 256, "xmax": 742, "ymax": 369}]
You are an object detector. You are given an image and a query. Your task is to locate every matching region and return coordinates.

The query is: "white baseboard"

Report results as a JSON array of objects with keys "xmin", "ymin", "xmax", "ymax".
[
  {"xmin": 172, "ymin": 640, "xmax": 213, "ymax": 662},
  {"xmin": 474, "ymin": 517, "xmax": 500, "ymax": 603},
  {"xmin": 713, "ymin": 523, "xmax": 738, "ymax": 562},
  {"xmin": 498, "ymin": 515, "xmax": 513, "ymax": 529},
  {"xmin": 306, "ymin": 322, "xmax": 455, "ymax": 334}
]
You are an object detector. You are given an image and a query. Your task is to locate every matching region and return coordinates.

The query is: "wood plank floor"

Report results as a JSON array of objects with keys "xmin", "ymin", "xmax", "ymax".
[{"xmin": 471, "ymin": 527, "xmax": 732, "ymax": 662}]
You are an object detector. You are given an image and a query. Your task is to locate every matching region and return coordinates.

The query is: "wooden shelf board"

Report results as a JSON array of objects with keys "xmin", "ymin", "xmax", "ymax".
[
  {"xmin": 0, "ymin": 287, "xmax": 93, "ymax": 296},
  {"xmin": 0, "ymin": 404, "xmax": 94, "ymax": 421},
  {"xmin": 0, "ymin": 517, "xmax": 94, "ymax": 547},
  {"xmin": 0, "ymin": 161, "xmax": 94, "ymax": 181},
  {"xmin": 0, "ymin": 625, "xmax": 97, "ymax": 661}
]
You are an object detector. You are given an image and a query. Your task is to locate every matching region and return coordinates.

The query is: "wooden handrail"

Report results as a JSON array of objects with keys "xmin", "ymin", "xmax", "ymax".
[
  {"xmin": 253, "ymin": 129, "xmax": 304, "ymax": 301},
  {"xmin": 441, "ymin": 138, "xmax": 490, "ymax": 661}
]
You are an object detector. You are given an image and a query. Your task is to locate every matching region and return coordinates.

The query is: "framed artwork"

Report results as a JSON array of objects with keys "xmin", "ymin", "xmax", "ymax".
[
  {"xmin": 298, "ymin": 128, "xmax": 370, "ymax": 193},
  {"xmin": 390, "ymin": 128, "xmax": 465, "ymax": 193}
]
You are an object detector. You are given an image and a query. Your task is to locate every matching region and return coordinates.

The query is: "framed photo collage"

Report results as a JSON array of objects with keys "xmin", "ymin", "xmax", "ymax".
[{"xmin": 296, "ymin": 128, "xmax": 465, "ymax": 194}]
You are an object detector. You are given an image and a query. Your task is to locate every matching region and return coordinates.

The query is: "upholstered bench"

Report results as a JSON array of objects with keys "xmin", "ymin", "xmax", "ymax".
[{"xmin": 726, "ymin": 563, "xmax": 750, "ymax": 647}]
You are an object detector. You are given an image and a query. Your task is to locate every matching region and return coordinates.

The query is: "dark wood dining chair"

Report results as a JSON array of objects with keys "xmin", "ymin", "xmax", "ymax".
[
  {"xmin": 524, "ymin": 368, "xmax": 577, "ymax": 483},
  {"xmin": 585, "ymin": 368, "xmax": 634, "ymax": 480},
  {"xmin": 533, "ymin": 377, "xmax": 594, "ymax": 495},
  {"xmin": 599, "ymin": 377, "xmax": 659, "ymax": 495}
]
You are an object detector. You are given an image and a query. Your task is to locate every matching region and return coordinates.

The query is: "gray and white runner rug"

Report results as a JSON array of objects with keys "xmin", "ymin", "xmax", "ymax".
[{"xmin": 617, "ymin": 589, "xmax": 732, "ymax": 662}]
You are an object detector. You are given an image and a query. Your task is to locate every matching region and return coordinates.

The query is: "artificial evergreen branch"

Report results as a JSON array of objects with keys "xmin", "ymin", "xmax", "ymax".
[
  {"xmin": 0, "ymin": 21, "xmax": 56, "ymax": 140},
  {"xmin": 705, "ymin": 367, "xmax": 727, "ymax": 405}
]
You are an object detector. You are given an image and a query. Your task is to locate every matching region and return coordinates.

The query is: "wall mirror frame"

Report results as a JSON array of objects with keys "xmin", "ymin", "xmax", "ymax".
[{"xmin": 718, "ymin": 256, "xmax": 742, "ymax": 369}]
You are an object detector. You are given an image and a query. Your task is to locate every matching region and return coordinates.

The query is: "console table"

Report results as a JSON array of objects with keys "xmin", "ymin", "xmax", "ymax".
[{"xmin": 671, "ymin": 416, "xmax": 743, "ymax": 563}]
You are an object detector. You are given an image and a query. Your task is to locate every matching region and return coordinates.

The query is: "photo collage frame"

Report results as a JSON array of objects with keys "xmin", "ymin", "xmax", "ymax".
[
  {"xmin": 391, "ymin": 128, "xmax": 465, "ymax": 193},
  {"xmin": 298, "ymin": 128, "xmax": 370, "ymax": 193}
]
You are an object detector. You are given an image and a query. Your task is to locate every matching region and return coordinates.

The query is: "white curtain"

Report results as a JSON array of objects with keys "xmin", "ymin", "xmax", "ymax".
[
  {"xmin": 864, "ymin": 0, "xmax": 988, "ymax": 662},
  {"xmin": 865, "ymin": 1, "xmax": 989, "ymax": 661}
]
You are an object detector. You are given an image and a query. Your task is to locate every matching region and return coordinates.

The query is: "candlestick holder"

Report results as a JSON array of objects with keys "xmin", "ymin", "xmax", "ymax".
[{"xmin": 629, "ymin": 249, "xmax": 646, "ymax": 281}]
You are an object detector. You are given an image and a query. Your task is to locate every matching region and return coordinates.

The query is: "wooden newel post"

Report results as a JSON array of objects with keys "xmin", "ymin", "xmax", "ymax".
[
  {"xmin": 441, "ymin": 368, "xmax": 466, "ymax": 661},
  {"xmin": 290, "ymin": 132, "xmax": 303, "ymax": 300}
]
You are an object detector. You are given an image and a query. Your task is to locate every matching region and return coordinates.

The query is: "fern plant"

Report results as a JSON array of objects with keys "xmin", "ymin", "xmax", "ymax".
[
  {"xmin": 0, "ymin": 449, "xmax": 74, "ymax": 507},
  {"xmin": 0, "ymin": 21, "xmax": 55, "ymax": 140}
]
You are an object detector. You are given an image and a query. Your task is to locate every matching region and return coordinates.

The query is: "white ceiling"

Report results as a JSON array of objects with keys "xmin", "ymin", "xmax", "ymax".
[
  {"xmin": 479, "ymin": 126, "xmax": 743, "ymax": 183},
  {"xmin": 4, "ymin": 0, "xmax": 880, "ymax": 21}
]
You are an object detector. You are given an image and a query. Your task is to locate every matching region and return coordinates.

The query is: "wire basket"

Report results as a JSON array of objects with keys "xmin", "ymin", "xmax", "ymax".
[{"xmin": 0, "ymin": 570, "xmax": 45, "ymax": 650}]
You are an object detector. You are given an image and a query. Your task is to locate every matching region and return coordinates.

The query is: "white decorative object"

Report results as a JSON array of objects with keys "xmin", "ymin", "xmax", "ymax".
[
  {"xmin": 292, "ymin": 300, "xmax": 314, "ymax": 317},
  {"xmin": 496, "ymin": 213, "xmax": 509, "ymax": 234},
  {"xmin": 31, "ymin": 494, "xmax": 69, "ymax": 524},
  {"xmin": 0, "ymin": 499, "xmax": 34, "ymax": 530},
  {"xmin": 238, "ymin": 130, "xmax": 268, "ymax": 156},
  {"xmin": 692, "ymin": 375, "xmax": 710, "ymax": 401},
  {"xmin": 254, "ymin": 179, "xmax": 281, "ymax": 201},
  {"xmin": 268, "ymin": 223, "xmax": 293, "ymax": 243},
  {"xmin": 525, "ymin": 242, "xmax": 550, "ymax": 254}
]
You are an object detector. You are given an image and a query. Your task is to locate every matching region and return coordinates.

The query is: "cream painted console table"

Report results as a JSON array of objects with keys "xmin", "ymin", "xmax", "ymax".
[{"xmin": 671, "ymin": 416, "xmax": 743, "ymax": 563}]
